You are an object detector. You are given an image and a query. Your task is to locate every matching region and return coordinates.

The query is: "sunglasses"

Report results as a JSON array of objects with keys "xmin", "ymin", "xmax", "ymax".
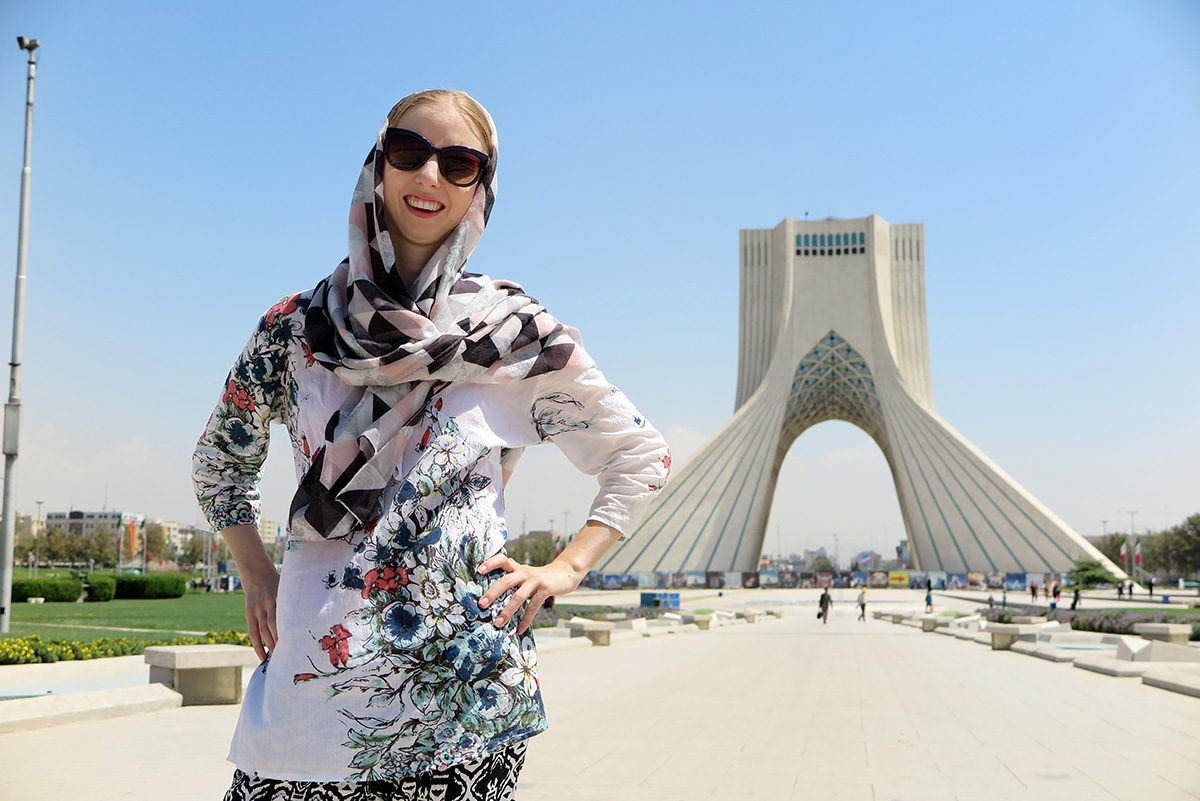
[{"xmin": 382, "ymin": 128, "xmax": 490, "ymax": 187}]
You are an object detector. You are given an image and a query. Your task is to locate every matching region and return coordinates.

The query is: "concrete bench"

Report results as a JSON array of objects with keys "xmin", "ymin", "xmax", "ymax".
[
  {"xmin": 144, "ymin": 645, "xmax": 261, "ymax": 705},
  {"xmin": 1011, "ymin": 641, "xmax": 1075, "ymax": 663},
  {"xmin": 562, "ymin": 619, "xmax": 615, "ymax": 646},
  {"xmin": 919, "ymin": 615, "xmax": 941, "ymax": 632},
  {"xmin": 889, "ymin": 613, "xmax": 907, "ymax": 624},
  {"xmin": 1132, "ymin": 623, "xmax": 1192, "ymax": 645},
  {"xmin": 986, "ymin": 623, "xmax": 1044, "ymax": 650},
  {"xmin": 1011, "ymin": 615, "xmax": 1047, "ymax": 625},
  {"xmin": 681, "ymin": 613, "xmax": 714, "ymax": 630},
  {"xmin": 1142, "ymin": 665, "xmax": 1200, "ymax": 699}
]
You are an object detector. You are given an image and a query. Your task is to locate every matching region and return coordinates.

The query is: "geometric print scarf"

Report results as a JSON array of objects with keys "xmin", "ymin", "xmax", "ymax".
[{"xmin": 289, "ymin": 92, "xmax": 584, "ymax": 541}]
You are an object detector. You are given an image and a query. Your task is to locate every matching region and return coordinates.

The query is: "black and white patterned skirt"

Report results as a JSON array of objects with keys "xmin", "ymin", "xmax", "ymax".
[{"xmin": 222, "ymin": 742, "xmax": 526, "ymax": 801}]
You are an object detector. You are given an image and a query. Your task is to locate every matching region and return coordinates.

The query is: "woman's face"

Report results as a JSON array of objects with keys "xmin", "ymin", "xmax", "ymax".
[{"xmin": 382, "ymin": 101, "xmax": 487, "ymax": 278}]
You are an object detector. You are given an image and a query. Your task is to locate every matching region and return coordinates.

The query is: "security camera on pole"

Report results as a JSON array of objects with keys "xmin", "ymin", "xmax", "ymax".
[{"xmin": 0, "ymin": 37, "xmax": 39, "ymax": 634}]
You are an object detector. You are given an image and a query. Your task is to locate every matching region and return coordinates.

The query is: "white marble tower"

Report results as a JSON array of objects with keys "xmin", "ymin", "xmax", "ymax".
[{"xmin": 600, "ymin": 215, "xmax": 1125, "ymax": 577}]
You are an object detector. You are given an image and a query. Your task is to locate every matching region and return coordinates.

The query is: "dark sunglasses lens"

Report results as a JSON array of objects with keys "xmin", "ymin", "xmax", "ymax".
[
  {"xmin": 439, "ymin": 149, "xmax": 484, "ymax": 185},
  {"xmin": 385, "ymin": 132, "xmax": 432, "ymax": 171}
]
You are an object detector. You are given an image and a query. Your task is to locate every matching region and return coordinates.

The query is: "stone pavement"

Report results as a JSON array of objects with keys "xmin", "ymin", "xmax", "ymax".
[{"xmin": 1, "ymin": 589, "xmax": 1198, "ymax": 800}]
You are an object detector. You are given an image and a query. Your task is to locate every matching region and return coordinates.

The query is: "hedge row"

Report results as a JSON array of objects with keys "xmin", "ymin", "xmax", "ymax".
[
  {"xmin": 86, "ymin": 575, "xmax": 116, "ymax": 602},
  {"xmin": 0, "ymin": 630, "xmax": 251, "ymax": 665},
  {"xmin": 11, "ymin": 578, "xmax": 84, "ymax": 603},
  {"xmin": 114, "ymin": 573, "xmax": 188, "ymax": 599},
  {"xmin": 11, "ymin": 574, "xmax": 187, "ymax": 603}
]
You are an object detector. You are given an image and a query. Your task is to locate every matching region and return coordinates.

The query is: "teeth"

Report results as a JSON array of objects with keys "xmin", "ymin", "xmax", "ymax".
[{"xmin": 407, "ymin": 196, "xmax": 442, "ymax": 212}]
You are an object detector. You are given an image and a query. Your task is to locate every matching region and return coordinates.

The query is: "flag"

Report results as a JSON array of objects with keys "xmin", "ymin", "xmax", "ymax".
[
  {"xmin": 127, "ymin": 521, "xmax": 136, "ymax": 555},
  {"xmin": 1119, "ymin": 540, "xmax": 1127, "ymax": 565},
  {"xmin": 1134, "ymin": 537, "xmax": 1142, "ymax": 566}
]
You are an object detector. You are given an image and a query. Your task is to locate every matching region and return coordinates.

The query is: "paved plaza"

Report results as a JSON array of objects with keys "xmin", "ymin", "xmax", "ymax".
[{"xmin": 1, "ymin": 589, "xmax": 1198, "ymax": 800}]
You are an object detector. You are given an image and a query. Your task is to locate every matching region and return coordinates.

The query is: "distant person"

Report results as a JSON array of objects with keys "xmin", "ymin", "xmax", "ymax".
[
  {"xmin": 1071, "ymin": 587, "xmax": 1081, "ymax": 611},
  {"xmin": 857, "ymin": 589, "xmax": 866, "ymax": 621},
  {"xmin": 819, "ymin": 588, "xmax": 832, "ymax": 624},
  {"xmin": 1117, "ymin": 583, "xmax": 1124, "ymax": 600},
  {"xmin": 1030, "ymin": 582, "xmax": 1038, "ymax": 602},
  {"xmin": 924, "ymin": 589, "xmax": 933, "ymax": 613},
  {"xmin": 987, "ymin": 593, "xmax": 995, "ymax": 609},
  {"xmin": 1148, "ymin": 576, "xmax": 1155, "ymax": 596},
  {"xmin": 925, "ymin": 577, "xmax": 933, "ymax": 592},
  {"xmin": 1128, "ymin": 581, "xmax": 1135, "ymax": 598},
  {"xmin": 1001, "ymin": 587, "xmax": 1008, "ymax": 608}
]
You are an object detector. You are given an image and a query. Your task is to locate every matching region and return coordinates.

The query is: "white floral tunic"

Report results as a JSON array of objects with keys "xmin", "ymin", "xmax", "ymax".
[{"xmin": 193, "ymin": 292, "xmax": 670, "ymax": 782}]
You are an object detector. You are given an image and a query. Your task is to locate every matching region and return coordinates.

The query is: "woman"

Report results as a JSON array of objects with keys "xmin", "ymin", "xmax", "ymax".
[{"xmin": 193, "ymin": 89, "xmax": 669, "ymax": 800}]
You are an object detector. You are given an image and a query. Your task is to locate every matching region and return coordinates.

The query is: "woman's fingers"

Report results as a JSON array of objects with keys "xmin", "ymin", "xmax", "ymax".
[
  {"xmin": 495, "ymin": 581, "xmax": 535, "ymax": 628},
  {"xmin": 478, "ymin": 554, "xmax": 515, "ymax": 575},
  {"xmin": 265, "ymin": 604, "xmax": 278, "ymax": 653},
  {"xmin": 247, "ymin": 613, "xmax": 267, "ymax": 661},
  {"xmin": 516, "ymin": 589, "xmax": 551, "ymax": 634},
  {"xmin": 478, "ymin": 556, "xmax": 522, "ymax": 610}
]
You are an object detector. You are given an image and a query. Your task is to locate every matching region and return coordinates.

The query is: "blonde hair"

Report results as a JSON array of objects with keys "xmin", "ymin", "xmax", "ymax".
[{"xmin": 386, "ymin": 90, "xmax": 494, "ymax": 156}]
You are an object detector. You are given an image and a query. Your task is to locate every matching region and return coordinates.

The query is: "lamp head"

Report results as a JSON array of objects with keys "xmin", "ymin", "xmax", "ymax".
[{"xmin": 17, "ymin": 37, "xmax": 40, "ymax": 52}]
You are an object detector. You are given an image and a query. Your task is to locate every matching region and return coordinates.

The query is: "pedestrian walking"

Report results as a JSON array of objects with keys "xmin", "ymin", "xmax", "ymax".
[
  {"xmin": 924, "ymin": 589, "xmax": 933, "ymax": 613},
  {"xmin": 1071, "ymin": 587, "xmax": 1081, "ymax": 610},
  {"xmin": 192, "ymin": 89, "xmax": 670, "ymax": 801},
  {"xmin": 857, "ymin": 589, "xmax": 866, "ymax": 621},
  {"xmin": 1117, "ymin": 583, "xmax": 1124, "ymax": 600},
  {"xmin": 819, "ymin": 588, "xmax": 832, "ymax": 624}
]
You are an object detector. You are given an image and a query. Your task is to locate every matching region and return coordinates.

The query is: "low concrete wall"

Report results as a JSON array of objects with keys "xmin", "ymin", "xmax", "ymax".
[{"xmin": 0, "ymin": 683, "xmax": 181, "ymax": 734}]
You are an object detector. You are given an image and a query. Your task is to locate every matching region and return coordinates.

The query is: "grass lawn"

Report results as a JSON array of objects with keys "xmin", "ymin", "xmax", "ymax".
[{"xmin": 3, "ymin": 591, "xmax": 248, "ymax": 638}]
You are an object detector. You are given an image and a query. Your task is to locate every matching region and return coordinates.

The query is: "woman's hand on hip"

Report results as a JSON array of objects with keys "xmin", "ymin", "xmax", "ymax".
[{"xmin": 476, "ymin": 555, "xmax": 582, "ymax": 634}]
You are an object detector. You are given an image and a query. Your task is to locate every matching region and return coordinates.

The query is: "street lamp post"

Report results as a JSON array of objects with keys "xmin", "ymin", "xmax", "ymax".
[
  {"xmin": 34, "ymin": 499, "xmax": 41, "ymax": 578},
  {"xmin": 1127, "ymin": 510, "xmax": 1137, "ymax": 585},
  {"xmin": 0, "ymin": 37, "xmax": 39, "ymax": 634}
]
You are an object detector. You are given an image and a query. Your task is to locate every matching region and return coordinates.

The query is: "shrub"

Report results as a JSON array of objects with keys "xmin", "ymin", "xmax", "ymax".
[
  {"xmin": 114, "ymin": 573, "xmax": 188, "ymax": 599},
  {"xmin": 11, "ymin": 578, "xmax": 84, "ymax": 603},
  {"xmin": 85, "ymin": 574, "xmax": 116, "ymax": 602}
]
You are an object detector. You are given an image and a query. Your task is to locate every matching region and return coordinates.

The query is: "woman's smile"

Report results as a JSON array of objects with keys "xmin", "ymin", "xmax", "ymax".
[{"xmin": 404, "ymin": 194, "xmax": 445, "ymax": 217}]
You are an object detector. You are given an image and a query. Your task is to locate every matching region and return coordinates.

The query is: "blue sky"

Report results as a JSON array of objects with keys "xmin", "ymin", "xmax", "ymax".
[{"xmin": 1, "ymin": 1, "xmax": 1197, "ymax": 559}]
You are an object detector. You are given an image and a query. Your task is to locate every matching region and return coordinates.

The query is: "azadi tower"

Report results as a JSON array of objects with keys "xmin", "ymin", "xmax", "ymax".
[{"xmin": 600, "ymin": 215, "xmax": 1125, "ymax": 577}]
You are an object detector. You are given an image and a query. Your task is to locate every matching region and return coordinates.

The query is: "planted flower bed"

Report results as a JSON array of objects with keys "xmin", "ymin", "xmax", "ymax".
[
  {"xmin": 982, "ymin": 604, "xmax": 1200, "ymax": 640},
  {"xmin": 0, "ymin": 630, "xmax": 251, "ymax": 665}
]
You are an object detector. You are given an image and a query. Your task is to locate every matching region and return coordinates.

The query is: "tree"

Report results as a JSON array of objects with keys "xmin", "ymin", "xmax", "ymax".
[
  {"xmin": 810, "ymin": 555, "xmax": 835, "ymax": 573},
  {"xmin": 1092, "ymin": 533, "xmax": 1126, "ymax": 567},
  {"xmin": 181, "ymin": 534, "xmax": 206, "ymax": 568},
  {"xmin": 41, "ymin": 527, "xmax": 71, "ymax": 564},
  {"xmin": 145, "ymin": 523, "xmax": 169, "ymax": 561},
  {"xmin": 507, "ymin": 534, "xmax": 557, "ymax": 567},
  {"xmin": 1067, "ymin": 558, "xmax": 1117, "ymax": 589},
  {"xmin": 83, "ymin": 529, "xmax": 118, "ymax": 568}
]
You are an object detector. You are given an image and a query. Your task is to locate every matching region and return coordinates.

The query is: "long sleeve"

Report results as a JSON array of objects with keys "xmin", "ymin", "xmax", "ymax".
[
  {"xmin": 192, "ymin": 298, "xmax": 296, "ymax": 532},
  {"xmin": 524, "ymin": 363, "xmax": 670, "ymax": 538}
]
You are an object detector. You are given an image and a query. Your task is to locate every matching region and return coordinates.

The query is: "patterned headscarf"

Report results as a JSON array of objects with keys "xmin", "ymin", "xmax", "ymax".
[{"xmin": 290, "ymin": 92, "xmax": 586, "ymax": 541}]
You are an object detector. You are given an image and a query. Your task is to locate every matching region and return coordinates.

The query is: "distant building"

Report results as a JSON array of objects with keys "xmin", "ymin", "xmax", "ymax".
[
  {"xmin": 854, "ymin": 550, "xmax": 883, "ymax": 570},
  {"xmin": 145, "ymin": 518, "xmax": 183, "ymax": 553},
  {"xmin": 47, "ymin": 510, "xmax": 143, "ymax": 538}
]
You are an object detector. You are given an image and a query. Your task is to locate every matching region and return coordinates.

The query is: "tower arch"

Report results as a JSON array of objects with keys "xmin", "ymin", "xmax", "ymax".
[{"xmin": 600, "ymin": 215, "xmax": 1125, "ymax": 578}]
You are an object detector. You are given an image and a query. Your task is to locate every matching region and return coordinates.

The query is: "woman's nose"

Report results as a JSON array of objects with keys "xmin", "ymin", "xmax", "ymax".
[{"xmin": 415, "ymin": 155, "xmax": 441, "ymax": 186}]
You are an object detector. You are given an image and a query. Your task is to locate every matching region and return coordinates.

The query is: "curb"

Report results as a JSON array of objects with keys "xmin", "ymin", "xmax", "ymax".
[{"xmin": 0, "ymin": 683, "xmax": 182, "ymax": 734}]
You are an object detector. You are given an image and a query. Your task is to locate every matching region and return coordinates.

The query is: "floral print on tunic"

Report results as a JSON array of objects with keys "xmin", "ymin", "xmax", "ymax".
[{"xmin": 193, "ymin": 294, "xmax": 669, "ymax": 781}]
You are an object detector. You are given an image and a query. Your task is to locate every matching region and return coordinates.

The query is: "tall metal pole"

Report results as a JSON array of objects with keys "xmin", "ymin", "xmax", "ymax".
[
  {"xmin": 1127, "ymin": 510, "xmax": 1137, "ymax": 585},
  {"xmin": 0, "ymin": 37, "xmax": 38, "ymax": 634}
]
